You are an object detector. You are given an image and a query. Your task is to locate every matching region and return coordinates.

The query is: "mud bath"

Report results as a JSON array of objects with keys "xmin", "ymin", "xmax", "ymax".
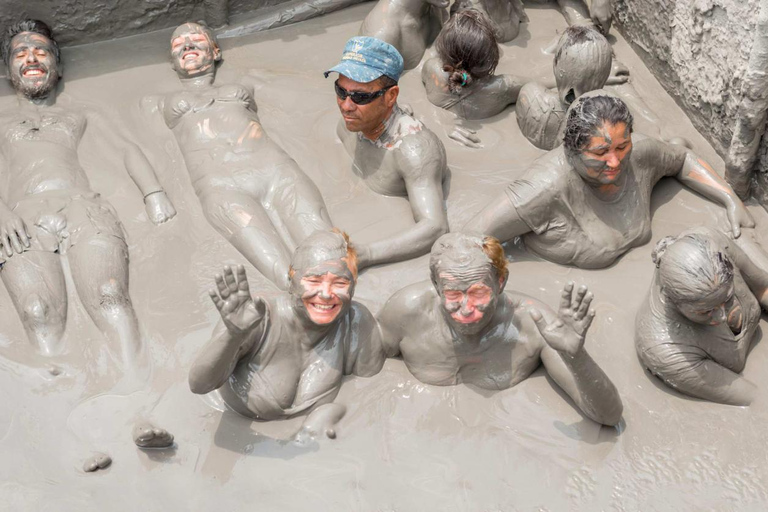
[{"xmin": 1, "ymin": 3, "xmax": 767, "ymax": 510}]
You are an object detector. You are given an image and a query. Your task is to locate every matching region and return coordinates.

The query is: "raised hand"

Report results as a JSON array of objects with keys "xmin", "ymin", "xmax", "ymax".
[
  {"xmin": 0, "ymin": 207, "xmax": 30, "ymax": 258},
  {"xmin": 726, "ymin": 200, "xmax": 755, "ymax": 239},
  {"xmin": 208, "ymin": 265, "xmax": 265, "ymax": 335},
  {"xmin": 529, "ymin": 282, "xmax": 595, "ymax": 356}
]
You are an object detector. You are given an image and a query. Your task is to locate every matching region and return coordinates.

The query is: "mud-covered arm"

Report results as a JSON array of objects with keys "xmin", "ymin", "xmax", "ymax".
[
  {"xmin": 344, "ymin": 304, "xmax": 386, "ymax": 377},
  {"xmin": 0, "ymin": 153, "xmax": 31, "ymax": 257},
  {"xmin": 189, "ymin": 265, "xmax": 268, "ymax": 394},
  {"xmin": 645, "ymin": 138, "xmax": 754, "ymax": 238},
  {"xmin": 377, "ymin": 286, "xmax": 419, "ymax": 358},
  {"xmin": 722, "ymin": 230, "xmax": 768, "ymax": 309},
  {"xmin": 532, "ymin": 284, "xmax": 623, "ymax": 426},
  {"xmin": 85, "ymin": 108, "xmax": 176, "ymax": 225},
  {"xmin": 358, "ymin": 135, "xmax": 449, "ymax": 268}
]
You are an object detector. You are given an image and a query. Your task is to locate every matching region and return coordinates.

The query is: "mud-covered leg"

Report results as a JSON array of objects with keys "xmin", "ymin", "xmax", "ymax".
[
  {"xmin": 271, "ymin": 165, "xmax": 333, "ymax": 250},
  {"xmin": 1, "ymin": 251, "xmax": 67, "ymax": 355},
  {"xmin": 201, "ymin": 190, "xmax": 293, "ymax": 290},
  {"xmin": 68, "ymin": 235, "xmax": 143, "ymax": 370}
]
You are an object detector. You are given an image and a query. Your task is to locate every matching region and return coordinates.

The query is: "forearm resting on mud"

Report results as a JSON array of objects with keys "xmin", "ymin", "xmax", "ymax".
[
  {"xmin": 189, "ymin": 321, "xmax": 256, "ymax": 394},
  {"xmin": 123, "ymin": 143, "xmax": 164, "ymax": 196},
  {"xmin": 542, "ymin": 346, "xmax": 623, "ymax": 426},
  {"xmin": 677, "ymin": 153, "xmax": 741, "ymax": 209},
  {"xmin": 467, "ymin": 196, "xmax": 530, "ymax": 243},
  {"xmin": 657, "ymin": 359, "xmax": 756, "ymax": 406}
]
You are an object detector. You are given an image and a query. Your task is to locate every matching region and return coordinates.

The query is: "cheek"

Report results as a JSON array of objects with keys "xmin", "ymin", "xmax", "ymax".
[{"xmin": 443, "ymin": 298, "xmax": 461, "ymax": 312}]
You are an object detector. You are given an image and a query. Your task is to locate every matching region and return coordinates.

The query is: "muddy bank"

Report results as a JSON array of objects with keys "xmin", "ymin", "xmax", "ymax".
[{"xmin": 0, "ymin": 3, "xmax": 767, "ymax": 510}]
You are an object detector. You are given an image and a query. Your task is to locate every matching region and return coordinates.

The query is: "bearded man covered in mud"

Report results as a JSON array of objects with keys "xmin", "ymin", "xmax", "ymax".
[
  {"xmin": 0, "ymin": 20, "xmax": 175, "ymax": 368},
  {"xmin": 378, "ymin": 232, "xmax": 623, "ymax": 426},
  {"xmin": 326, "ymin": 37, "xmax": 449, "ymax": 270},
  {"xmin": 190, "ymin": 230, "xmax": 385, "ymax": 436}
]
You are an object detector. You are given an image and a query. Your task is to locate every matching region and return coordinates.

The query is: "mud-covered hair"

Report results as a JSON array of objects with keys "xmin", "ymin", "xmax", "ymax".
[
  {"xmin": 653, "ymin": 234, "xmax": 734, "ymax": 305},
  {"xmin": 563, "ymin": 95, "xmax": 634, "ymax": 154},
  {"xmin": 436, "ymin": 9, "xmax": 499, "ymax": 94},
  {"xmin": 553, "ymin": 25, "xmax": 609, "ymax": 69},
  {"xmin": 288, "ymin": 228, "xmax": 358, "ymax": 280},
  {"xmin": 2, "ymin": 19, "xmax": 60, "ymax": 65}
]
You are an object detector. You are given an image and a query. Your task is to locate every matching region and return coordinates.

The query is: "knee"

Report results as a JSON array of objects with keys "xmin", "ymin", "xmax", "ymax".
[
  {"xmin": 97, "ymin": 279, "xmax": 130, "ymax": 309},
  {"xmin": 23, "ymin": 294, "xmax": 52, "ymax": 324}
]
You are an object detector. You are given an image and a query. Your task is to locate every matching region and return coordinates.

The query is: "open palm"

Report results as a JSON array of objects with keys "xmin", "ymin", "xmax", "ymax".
[
  {"xmin": 209, "ymin": 265, "xmax": 265, "ymax": 335},
  {"xmin": 529, "ymin": 282, "xmax": 595, "ymax": 356}
]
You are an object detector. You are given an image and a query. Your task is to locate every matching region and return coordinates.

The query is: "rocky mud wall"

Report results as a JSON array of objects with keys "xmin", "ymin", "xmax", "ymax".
[{"xmin": 613, "ymin": 0, "xmax": 768, "ymax": 181}]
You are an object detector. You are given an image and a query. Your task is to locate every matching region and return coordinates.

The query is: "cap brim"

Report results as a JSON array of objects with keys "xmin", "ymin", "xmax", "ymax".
[{"xmin": 323, "ymin": 61, "xmax": 384, "ymax": 83}]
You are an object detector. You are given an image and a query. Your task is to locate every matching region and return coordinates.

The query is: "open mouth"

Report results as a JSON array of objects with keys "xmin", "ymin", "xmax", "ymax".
[
  {"xmin": 310, "ymin": 303, "xmax": 338, "ymax": 312},
  {"xmin": 22, "ymin": 67, "xmax": 45, "ymax": 78},
  {"xmin": 182, "ymin": 50, "xmax": 200, "ymax": 60}
]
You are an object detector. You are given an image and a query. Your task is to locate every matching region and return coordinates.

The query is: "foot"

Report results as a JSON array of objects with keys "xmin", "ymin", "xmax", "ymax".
[
  {"xmin": 133, "ymin": 422, "xmax": 174, "ymax": 449},
  {"xmin": 83, "ymin": 453, "xmax": 112, "ymax": 473}
]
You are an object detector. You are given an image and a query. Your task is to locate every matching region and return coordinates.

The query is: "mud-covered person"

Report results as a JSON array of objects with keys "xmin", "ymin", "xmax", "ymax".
[
  {"xmin": 636, "ymin": 227, "xmax": 768, "ymax": 406},
  {"xmin": 0, "ymin": 20, "xmax": 175, "ymax": 365},
  {"xmin": 359, "ymin": 0, "xmax": 447, "ymax": 70},
  {"xmin": 469, "ymin": 95, "xmax": 754, "ymax": 269},
  {"xmin": 378, "ymin": 232, "xmax": 623, "ymax": 426},
  {"xmin": 326, "ymin": 37, "xmax": 449, "ymax": 269},
  {"xmin": 422, "ymin": 9, "xmax": 527, "ymax": 123},
  {"xmin": 190, "ymin": 230, "xmax": 385, "ymax": 433},
  {"xmin": 449, "ymin": 0, "xmax": 527, "ymax": 43}
]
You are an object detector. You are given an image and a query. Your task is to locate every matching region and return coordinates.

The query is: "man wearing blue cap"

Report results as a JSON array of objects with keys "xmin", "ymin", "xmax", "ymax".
[{"xmin": 325, "ymin": 36, "xmax": 448, "ymax": 271}]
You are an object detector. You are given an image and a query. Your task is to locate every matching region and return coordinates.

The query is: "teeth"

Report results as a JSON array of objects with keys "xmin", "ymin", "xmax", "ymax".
[{"xmin": 311, "ymin": 304, "xmax": 335, "ymax": 311}]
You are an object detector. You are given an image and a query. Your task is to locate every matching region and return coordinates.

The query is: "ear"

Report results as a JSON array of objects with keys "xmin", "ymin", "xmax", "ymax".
[
  {"xmin": 498, "ymin": 273, "xmax": 508, "ymax": 293},
  {"xmin": 386, "ymin": 85, "xmax": 399, "ymax": 108},
  {"xmin": 213, "ymin": 44, "xmax": 222, "ymax": 61}
]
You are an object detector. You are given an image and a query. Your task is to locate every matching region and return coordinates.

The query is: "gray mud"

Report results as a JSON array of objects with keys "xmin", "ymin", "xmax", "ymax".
[{"xmin": 1, "ymin": 3, "xmax": 767, "ymax": 510}]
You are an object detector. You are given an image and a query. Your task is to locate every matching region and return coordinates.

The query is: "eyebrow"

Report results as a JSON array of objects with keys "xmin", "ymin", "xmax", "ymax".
[{"xmin": 586, "ymin": 143, "xmax": 611, "ymax": 151}]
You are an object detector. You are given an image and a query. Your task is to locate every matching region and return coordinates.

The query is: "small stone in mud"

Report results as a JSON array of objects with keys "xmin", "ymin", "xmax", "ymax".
[
  {"xmin": 133, "ymin": 423, "xmax": 174, "ymax": 449},
  {"xmin": 47, "ymin": 365, "xmax": 62, "ymax": 376},
  {"xmin": 83, "ymin": 453, "xmax": 112, "ymax": 473}
]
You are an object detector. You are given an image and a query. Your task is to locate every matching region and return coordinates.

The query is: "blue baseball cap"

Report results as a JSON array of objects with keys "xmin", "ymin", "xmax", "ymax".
[{"xmin": 324, "ymin": 36, "xmax": 404, "ymax": 83}]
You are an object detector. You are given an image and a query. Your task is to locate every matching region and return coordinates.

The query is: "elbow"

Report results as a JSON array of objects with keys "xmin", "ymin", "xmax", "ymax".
[{"xmin": 422, "ymin": 218, "xmax": 448, "ymax": 244}]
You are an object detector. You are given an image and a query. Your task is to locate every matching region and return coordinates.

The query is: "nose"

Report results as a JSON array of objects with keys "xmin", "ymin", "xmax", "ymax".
[
  {"xmin": 319, "ymin": 281, "xmax": 333, "ymax": 300},
  {"xmin": 606, "ymin": 152, "xmax": 621, "ymax": 168},
  {"xmin": 459, "ymin": 296, "xmax": 474, "ymax": 316},
  {"xmin": 340, "ymin": 96, "xmax": 356, "ymax": 112},
  {"xmin": 25, "ymin": 52, "xmax": 38, "ymax": 64}
]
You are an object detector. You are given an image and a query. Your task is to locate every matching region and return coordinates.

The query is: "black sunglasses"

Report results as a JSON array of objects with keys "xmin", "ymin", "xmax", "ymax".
[{"xmin": 334, "ymin": 80, "xmax": 396, "ymax": 105}]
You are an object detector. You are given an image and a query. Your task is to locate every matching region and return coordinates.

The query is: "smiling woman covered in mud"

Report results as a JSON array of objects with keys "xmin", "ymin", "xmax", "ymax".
[
  {"xmin": 157, "ymin": 22, "xmax": 333, "ymax": 290},
  {"xmin": 469, "ymin": 95, "xmax": 754, "ymax": 269}
]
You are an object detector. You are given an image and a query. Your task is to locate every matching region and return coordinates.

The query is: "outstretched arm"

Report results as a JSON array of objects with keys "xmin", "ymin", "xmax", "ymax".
[
  {"xmin": 85, "ymin": 108, "xmax": 176, "ymax": 225},
  {"xmin": 0, "ymin": 155, "xmax": 30, "ymax": 258},
  {"xmin": 671, "ymin": 149, "xmax": 754, "ymax": 238},
  {"xmin": 532, "ymin": 283, "xmax": 623, "ymax": 426},
  {"xmin": 357, "ymin": 135, "xmax": 448, "ymax": 268},
  {"xmin": 189, "ymin": 265, "xmax": 267, "ymax": 394}
]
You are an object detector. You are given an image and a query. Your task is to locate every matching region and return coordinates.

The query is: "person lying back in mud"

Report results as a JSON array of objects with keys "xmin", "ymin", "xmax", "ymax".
[
  {"xmin": 155, "ymin": 22, "xmax": 332, "ymax": 290},
  {"xmin": 359, "ymin": 0, "xmax": 447, "ymax": 70},
  {"xmin": 189, "ymin": 230, "xmax": 385, "ymax": 429},
  {"xmin": 326, "ymin": 37, "xmax": 448, "ymax": 269},
  {"xmin": 469, "ymin": 94, "xmax": 754, "ymax": 269},
  {"xmin": 636, "ymin": 227, "xmax": 768, "ymax": 406},
  {"xmin": 378, "ymin": 232, "xmax": 623, "ymax": 426},
  {"xmin": 0, "ymin": 20, "xmax": 175, "ymax": 370}
]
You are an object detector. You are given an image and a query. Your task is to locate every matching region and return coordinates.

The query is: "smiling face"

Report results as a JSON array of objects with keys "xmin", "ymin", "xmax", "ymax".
[
  {"xmin": 438, "ymin": 270, "xmax": 501, "ymax": 335},
  {"xmin": 8, "ymin": 32, "xmax": 59, "ymax": 100},
  {"xmin": 336, "ymin": 74, "xmax": 398, "ymax": 137},
  {"xmin": 675, "ymin": 283, "xmax": 733, "ymax": 326},
  {"xmin": 572, "ymin": 121, "xmax": 633, "ymax": 186},
  {"xmin": 170, "ymin": 23, "xmax": 221, "ymax": 78},
  {"xmin": 293, "ymin": 261, "xmax": 354, "ymax": 326}
]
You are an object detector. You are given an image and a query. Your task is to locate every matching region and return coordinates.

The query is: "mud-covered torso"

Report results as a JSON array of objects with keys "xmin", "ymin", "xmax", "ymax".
[
  {"xmin": 397, "ymin": 289, "xmax": 544, "ymax": 389},
  {"xmin": 162, "ymin": 82, "xmax": 293, "ymax": 185},
  {"xmin": 507, "ymin": 147, "xmax": 655, "ymax": 268},
  {"xmin": 0, "ymin": 106, "xmax": 91, "ymax": 203},
  {"xmin": 636, "ymin": 246, "xmax": 761, "ymax": 375},
  {"xmin": 221, "ymin": 297, "xmax": 357, "ymax": 420},
  {"xmin": 339, "ymin": 106, "xmax": 444, "ymax": 197}
]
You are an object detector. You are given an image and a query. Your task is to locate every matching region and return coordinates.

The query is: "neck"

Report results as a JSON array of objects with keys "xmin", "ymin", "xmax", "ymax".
[
  {"xmin": 292, "ymin": 304, "xmax": 336, "ymax": 346},
  {"xmin": 17, "ymin": 90, "xmax": 56, "ymax": 107},
  {"xmin": 362, "ymin": 104, "xmax": 397, "ymax": 141},
  {"xmin": 180, "ymin": 72, "xmax": 215, "ymax": 89}
]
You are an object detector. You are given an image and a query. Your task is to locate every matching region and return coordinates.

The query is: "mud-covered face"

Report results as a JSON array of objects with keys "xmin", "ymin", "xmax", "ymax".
[
  {"xmin": 291, "ymin": 260, "xmax": 354, "ymax": 326},
  {"xmin": 8, "ymin": 32, "xmax": 59, "ymax": 100},
  {"xmin": 572, "ymin": 121, "xmax": 632, "ymax": 186},
  {"xmin": 170, "ymin": 24, "xmax": 220, "ymax": 78},
  {"xmin": 437, "ymin": 270, "xmax": 500, "ymax": 335},
  {"xmin": 336, "ymin": 74, "xmax": 398, "ymax": 135},
  {"xmin": 675, "ymin": 283, "xmax": 733, "ymax": 326}
]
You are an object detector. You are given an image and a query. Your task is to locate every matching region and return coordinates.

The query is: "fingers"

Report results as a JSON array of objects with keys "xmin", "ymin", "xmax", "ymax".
[
  {"xmin": 528, "ymin": 308, "xmax": 548, "ymax": 334},
  {"xmin": 575, "ymin": 290, "xmax": 593, "ymax": 320},
  {"xmin": 214, "ymin": 271, "xmax": 229, "ymax": 299},
  {"xmin": 449, "ymin": 128, "xmax": 483, "ymax": 149},
  {"xmin": 223, "ymin": 265, "xmax": 238, "ymax": 293},
  {"xmin": 571, "ymin": 284, "xmax": 588, "ymax": 312},
  {"xmin": 2, "ymin": 230, "xmax": 12, "ymax": 257},
  {"xmin": 236, "ymin": 264, "xmax": 250, "ymax": 294},
  {"xmin": 9, "ymin": 228, "xmax": 23, "ymax": 254},
  {"xmin": 208, "ymin": 288, "xmax": 224, "ymax": 311},
  {"xmin": 581, "ymin": 309, "xmax": 596, "ymax": 331},
  {"xmin": 559, "ymin": 282, "xmax": 574, "ymax": 311}
]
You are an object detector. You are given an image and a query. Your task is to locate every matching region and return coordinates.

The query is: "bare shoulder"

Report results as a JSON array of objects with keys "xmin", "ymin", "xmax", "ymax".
[
  {"xmin": 504, "ymin": 291, "xmax": 555, "ymax": 349},
  {"xmin": 381, "ymin": 281, "xmax": 437, "ymax": 320},
  {"xmin": 349, "ymin": 300, "xmax": 376, "ymax": 324},
  {"xmin": 395, "ymin": 125, "xmax": 446, "ymax": 178}
]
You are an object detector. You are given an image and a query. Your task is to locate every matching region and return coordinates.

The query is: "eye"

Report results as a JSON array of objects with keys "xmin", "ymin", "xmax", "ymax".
[
  {"xmin": 589, "ymin": 149, "xmax": 608, "ymax": 156},
  {"xmin": 34, "ymin": 49, "xmax": 47, "ymax": 57},
  {"xmin": 617, "ymin": 143, "xmax": 629, "ymax": 151},
  {"xmin": 444, "ymin": 291, "xmax": 462, "ymax": 300}
]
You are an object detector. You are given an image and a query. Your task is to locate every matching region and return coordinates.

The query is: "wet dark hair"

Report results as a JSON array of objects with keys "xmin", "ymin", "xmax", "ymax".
[
  {"xmin": 654, "ymin": 234, "xmax": 734, "ymax": 306},
  {"xmin": 436, "ymin": 9, "xmax": 499, "ymax": 94},
  {"xmin": 563, "ymin": 95, "xmax": 634, "ymax": 153},
  {"xmin": 2, "ymin": 19, "xmax": 60, "ymax": 65},
  {"xmin": 377, "ymin": 75, "xmax": 398, "ymax": 88},
  {"xmin": 553, "ymin": 25, "xmax": 607, "ymax": 68}
]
